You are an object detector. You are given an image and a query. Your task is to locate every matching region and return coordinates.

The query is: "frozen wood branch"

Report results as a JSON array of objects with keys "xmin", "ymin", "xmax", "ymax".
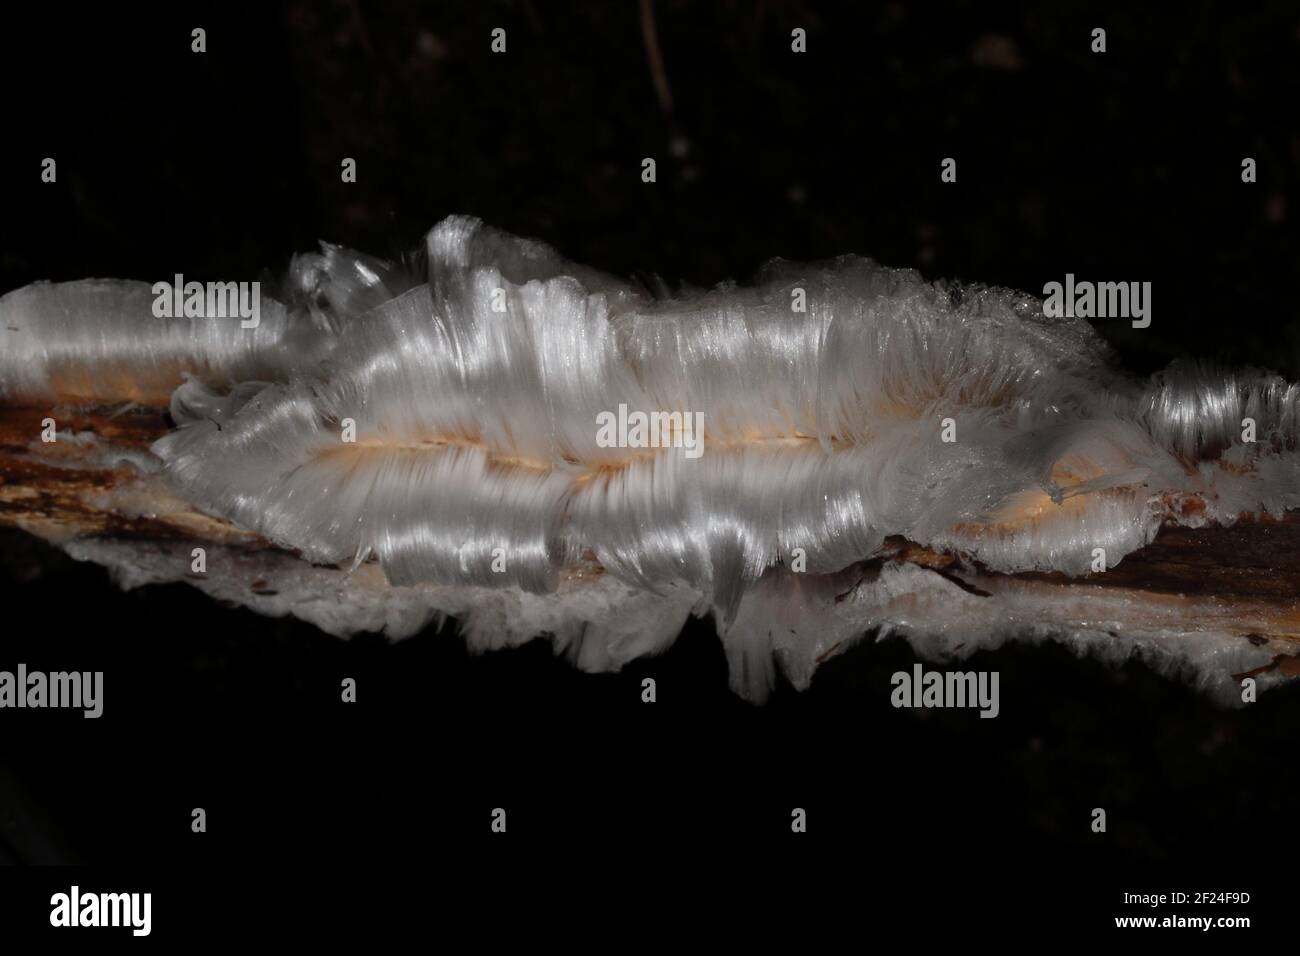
[{"xmin": 2, "ymin": 216, "xmax": 1299, "ymax": 703}]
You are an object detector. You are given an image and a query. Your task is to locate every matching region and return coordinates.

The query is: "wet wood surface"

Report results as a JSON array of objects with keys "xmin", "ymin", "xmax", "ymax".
[{"xmin": 2, "ymin": 403, "xmax": 1298, "ymax": 675}]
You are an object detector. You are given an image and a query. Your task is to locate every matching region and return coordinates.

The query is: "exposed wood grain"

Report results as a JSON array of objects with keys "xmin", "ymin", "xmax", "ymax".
[{"xmin": 2, "ymin": 402, "xmax": 1298, "ymax": 680}]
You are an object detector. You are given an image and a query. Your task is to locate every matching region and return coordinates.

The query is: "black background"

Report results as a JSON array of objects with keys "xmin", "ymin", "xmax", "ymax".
[{"xmin": 0, "ymin": 0, "xmax": 1296, "ymax": 939}]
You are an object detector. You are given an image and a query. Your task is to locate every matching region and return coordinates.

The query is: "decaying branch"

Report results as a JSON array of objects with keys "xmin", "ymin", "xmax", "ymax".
[
  {"xmin": 4, "ymin": 216, "xmax": 1300, "ymax": 703},
  {"xmin": 3, "ymin": 402, "xmax": 1297, "ymax": 703}
]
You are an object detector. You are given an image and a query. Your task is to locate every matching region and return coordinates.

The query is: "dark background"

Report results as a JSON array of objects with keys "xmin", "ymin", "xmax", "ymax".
[{"xmin": 0, "ymin": 0, "xmax": 1296, "ymax": 935}]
